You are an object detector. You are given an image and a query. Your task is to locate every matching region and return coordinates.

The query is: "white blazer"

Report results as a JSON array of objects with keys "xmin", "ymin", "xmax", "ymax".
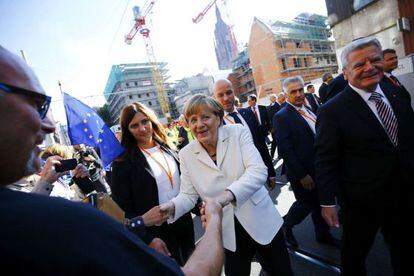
[{"xmin": 172, "ymin": 124, "xmax": 283, "ymax": 252}]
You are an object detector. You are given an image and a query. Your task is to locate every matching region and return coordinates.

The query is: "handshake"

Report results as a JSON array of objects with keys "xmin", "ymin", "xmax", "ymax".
[{"xmin": 143, "ymin": 195, "xmax": 227, "ymax": 229}]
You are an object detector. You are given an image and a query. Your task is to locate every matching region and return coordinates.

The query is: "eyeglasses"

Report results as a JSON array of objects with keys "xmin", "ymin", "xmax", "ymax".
[{"xmin": 0, "ymin": 82, "xmax": 51, "ymax": 119}]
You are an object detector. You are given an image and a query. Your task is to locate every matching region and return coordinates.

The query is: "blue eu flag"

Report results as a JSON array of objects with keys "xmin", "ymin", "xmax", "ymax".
[{"xmin": 63, "ymin": 93, "xmax": 124, "ymax": 168}]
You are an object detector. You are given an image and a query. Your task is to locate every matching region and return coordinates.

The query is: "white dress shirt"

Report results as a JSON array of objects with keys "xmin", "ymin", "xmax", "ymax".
[
  {"xmin": 142, "ymin": 145, "xmax": 180, "ymax": 204},
  {"xmin": 287, "ymin": 102, "xmax": 316, "ymax": 134},
  {"xmin": 250, "ymin": 105, "xmax": 262, "ymax": 125},
  {"xmin": 349, "ymin": 83, "xmax": 394, "ymax": 131}
]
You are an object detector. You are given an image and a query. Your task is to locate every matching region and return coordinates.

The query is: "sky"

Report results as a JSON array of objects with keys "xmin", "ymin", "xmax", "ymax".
[{"xmin": 0, "ymin": 0, "xmax": 328, "ymax": 123}]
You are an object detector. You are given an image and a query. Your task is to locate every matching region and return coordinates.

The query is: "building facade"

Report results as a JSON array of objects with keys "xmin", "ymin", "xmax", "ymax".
[
  {"xmin": 248, "ymin": 13, "xmax": 338, "ymax": 97},
  {"xmin": 173, "ymin": 74, "xmax": 214, "ymax": 115},
  {"xmin": 214, "ymin": 5, "xmax": 238, "ymax": 70},
  {"xmin": 103, "ymin": 63, "xmax": 177, "ymax": 124},
  {"xmin": 230, "ymin": 48, "xmax": 256, "ymax": 103}
]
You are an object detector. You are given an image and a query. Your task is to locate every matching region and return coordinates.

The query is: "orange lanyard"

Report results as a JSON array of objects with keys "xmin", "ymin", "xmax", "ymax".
[
  {"xmin": 224, "ymin": 115, "xmax": 236, "ymax": 124},
  {"xmin": 140, "ymin": 146, "xmax": 174, "ymax": 188},
  {"xmin": 297, "ymin": 109, "xmax": 316, "ymax": 123}
]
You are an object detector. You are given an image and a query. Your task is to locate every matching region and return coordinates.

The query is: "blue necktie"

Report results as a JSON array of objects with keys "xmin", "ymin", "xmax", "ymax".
[{"xmin": 228, "ymin": 112, "xmax": 243, "ymax": 125}]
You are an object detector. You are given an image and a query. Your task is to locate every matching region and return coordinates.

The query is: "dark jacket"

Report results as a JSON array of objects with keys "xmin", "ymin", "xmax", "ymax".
[
  {"xmin": 305, "ymin": 93, "xmax": 321, "ymax": 114},
  {"xmin": 319, "ymin": 83, "xmax": 328, "ymax": 104},
  {"xmin": 273, "ymin": 104, "xmax": 316, "ymax": 182},
  {"xmin": 325, "ymin": 73, "xmax": 348, "ymax": 103},
  {"xmin": 237, "ymin": 108, "xmax": 276, "ymax": 178}
]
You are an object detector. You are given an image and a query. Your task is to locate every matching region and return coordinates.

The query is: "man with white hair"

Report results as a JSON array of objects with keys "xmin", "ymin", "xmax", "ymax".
[
  {"xmin": 315, "ymin": 37, "xmax": 414, "ymax": 275},
  {"xmin": 273, "ymin": 76, "xmax": 335, "ymax": 248}
]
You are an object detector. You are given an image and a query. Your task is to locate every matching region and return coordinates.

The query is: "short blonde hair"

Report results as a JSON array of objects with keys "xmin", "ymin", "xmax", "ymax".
[
  {"xmin": 184, "ymin": 94, "xmax": 224, "ymax": 121},
  {"xmin": 40, "ymin": 144, "xmax": 73, "ymax": 159}
]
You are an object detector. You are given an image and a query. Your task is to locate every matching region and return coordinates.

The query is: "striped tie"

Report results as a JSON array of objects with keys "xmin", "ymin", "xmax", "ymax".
[{"xmin": 369, "ymin": 92, "xmax": 398, "ymax": 146}]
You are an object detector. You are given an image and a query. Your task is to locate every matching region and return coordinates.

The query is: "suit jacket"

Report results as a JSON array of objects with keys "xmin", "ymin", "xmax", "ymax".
[
  {"xmin": 267, "ymin": 103, "xmax": 281, "ymax": 131},
  {"xmin": 111, "ymin": 144, "xmax": 193, "ymax": 243},
  {"xmin": 237, "ymin": 107, "xmax": 276, "ymax": 177},
  {"xmin": 273, "ymin": 104, "xmax": 316, "ymax": 182},
  {"xmin": 172, "ymin": 124, "xmax": 283, "ymax": 252},
  {"xmin": 319, "ymin": 83, "xmax": 328, "ymax": 104},
  {"xmin": 315, "ymin": 83, "xmax": 414, "ymax": 208},
  {"xmin": 325, "ymin": 73, "xmax": 347, "ymax": 103},
  {"xmin": 305, "ymin": 93, "xmax": 321, "ymax": 113},
  {"xmin": 381, "ymin": 75, "xmax": 411, "ymax": 102}
]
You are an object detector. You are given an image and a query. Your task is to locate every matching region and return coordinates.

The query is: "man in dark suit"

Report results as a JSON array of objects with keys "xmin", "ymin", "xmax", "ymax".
[
  {"xmin": 305, "ymin": 84, "xmax": 321, "ymax": 113},
  {"xmin": 247, "ymin": 94, "xmax": 271, "ymax": 142},
  {"xmin": 382, "ymin": 48, "xmax": 411, "ymax": 101},
  {"xmin": 214, "ymin": 79, "xmax": 276, "ymax": 190},
  {"xmin": 319, "ymin": 72, "xmax": 333, "ymax": 104},
  {"xmin": 325, "ymin": 73, "xmax": 348, "ymax": 103},
  {"xmin": 274, "ymin": 76, "xmax": 336, "ymax": 248},
  {"xmin": 267, "ymin": 94, "xmax": 281, "ymax": 159},
  {"xmin": 315, "ymin": 37, "xmax": 414, "ymax": 275}
]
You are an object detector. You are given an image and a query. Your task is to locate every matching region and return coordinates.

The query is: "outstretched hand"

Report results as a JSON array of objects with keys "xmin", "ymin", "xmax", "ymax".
[
  {"xmin": 200, "ymin": 197, "xmax": 223, "ymax": 229},
  {"xmin": 142, "ymin": 205, "xmax": 170, "ymax": 226}
]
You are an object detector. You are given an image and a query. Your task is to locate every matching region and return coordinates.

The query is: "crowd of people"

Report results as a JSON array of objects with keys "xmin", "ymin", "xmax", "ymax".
[{"xmin": 0, "ymin": 35, "xmax": 413, "ymax": 276}]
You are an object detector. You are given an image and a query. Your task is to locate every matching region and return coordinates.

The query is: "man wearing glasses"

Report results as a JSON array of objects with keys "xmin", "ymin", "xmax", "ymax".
[{"xmin": 0, "ymin": 46, "xmax": 224, "ymax": 275}]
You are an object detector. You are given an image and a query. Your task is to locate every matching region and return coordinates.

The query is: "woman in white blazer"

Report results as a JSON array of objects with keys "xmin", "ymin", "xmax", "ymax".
[{"xmin": 161, "ymin": 94, "xmax": 292, "ymax": 276}]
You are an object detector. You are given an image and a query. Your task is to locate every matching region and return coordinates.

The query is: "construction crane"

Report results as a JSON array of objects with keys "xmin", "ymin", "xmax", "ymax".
[
  {"xmin": 192, "ymin": 0, "xmax": 218, "ymax": 23},
  {"xmin": 125, "ymin": 1, "xmax": 170, "ymax": 117}
]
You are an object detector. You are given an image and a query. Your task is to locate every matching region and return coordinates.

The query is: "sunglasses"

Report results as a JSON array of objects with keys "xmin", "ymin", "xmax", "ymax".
[{"xmin": 0, "ymin": 82, "xmax": 51, "ymax": 119}]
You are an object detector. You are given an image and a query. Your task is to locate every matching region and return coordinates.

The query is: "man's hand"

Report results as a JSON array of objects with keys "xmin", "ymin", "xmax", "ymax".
[
  {"xmin": 177, "ymin": 137, "xmax": 185, "ymax": 144},
  {"xmin": 300, "ymin": 175, "xmax": 315, "ymax": 190},
  {"xmin": 142, "ymin": 205, "xmax": 170, "ymax": 226},
  {"xmin": 39, "ymin": 156, "xmax": 65, "ymax": 184},
  {"xmin": 148, "ymin": 238, "xmax": 171, "ymax": 257},
  {"xmin": 321, "ymin": 206, "xmax": 340, "ymax": 228},
  {"xmin": 268, "ymin": 177, "xmax": 276, "ymax": 190},
  {"xmin": 72, "ymin": 164, "xmax": 90, "ymax": 179},
  {"xmin": 200, "ymin": 197, "xmax": 223, "ymax": 229}
]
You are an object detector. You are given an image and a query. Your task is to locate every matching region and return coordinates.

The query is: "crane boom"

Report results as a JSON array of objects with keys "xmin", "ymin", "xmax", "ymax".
[{"xmin": 192, "ymin": 0, "xmax": 218, "ymax": 23}]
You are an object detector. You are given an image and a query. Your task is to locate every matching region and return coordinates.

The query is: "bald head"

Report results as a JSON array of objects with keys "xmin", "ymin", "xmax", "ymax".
[
  {"xmin": 0, "ymin": 46, "xmax": 44, "ymax": 94},
  {"xmin": 213, "ymin": 79, "xmax": 235, "ymax": 112}
]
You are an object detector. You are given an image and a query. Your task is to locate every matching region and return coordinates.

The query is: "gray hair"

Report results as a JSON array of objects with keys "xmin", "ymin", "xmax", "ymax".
[
  {"xmin": 341, "ymin": 37, "xmax": 382, "ymax": 69},
  {"xmin": 282, "ymin": 76, "xmax": 305, "ymax": 93},
  {"xmin": 184, "ymin": 94, "xmax": 224, "ymax": 121},
  {"xmin": 269, "ymin": 94, "xmax": 277, "ymax": 100}
]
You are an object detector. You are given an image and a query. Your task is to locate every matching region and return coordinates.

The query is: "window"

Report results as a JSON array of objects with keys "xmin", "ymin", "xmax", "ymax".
[
  {"xmin": 353, "ymin": 0, "xmax": 376, "ymax": 12},
  {"xmin": 281, "ymin": 58, "xmax": 287, "ymax": 70},
  {"xmin": 146, "ymin": 93, "xmax": 150, "ymax": 97},
  {"xmin": 293, "ymin": 58, "xmax": 302, "ymax": 68},
  {"xmin": 129, "ymin": 95, "xmax": 132, "ymax": 99},
  {"xmin": 304, "ymin": 58, "xmax": 309, "ymax": 67},
  {"xmin": 134, "ymin": 81, "xmax": 138, "ymax": 86},
  {"xmin": 148, "ymin": 101, "xmax": 152, "ymax": 106},
  {"xmin": 125, "ymin": 83, "xmax": 129, "ymax": 87}
]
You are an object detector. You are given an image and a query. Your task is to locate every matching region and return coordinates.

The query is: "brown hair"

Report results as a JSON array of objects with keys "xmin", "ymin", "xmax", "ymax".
[{"xmin": 119, "ymin": 102, "xmax": 175, "ymax": 154}]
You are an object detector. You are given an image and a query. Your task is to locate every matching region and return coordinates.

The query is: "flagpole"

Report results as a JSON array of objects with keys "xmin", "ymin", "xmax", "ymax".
[{"xmin": 57, "ymin": 80, "xmax": 70, "ymax": 146}]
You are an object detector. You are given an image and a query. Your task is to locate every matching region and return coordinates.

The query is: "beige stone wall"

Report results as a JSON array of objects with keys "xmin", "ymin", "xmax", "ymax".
[{"xmin": 331, "ymin": 0, "xmax": 405, "ymax": 68}]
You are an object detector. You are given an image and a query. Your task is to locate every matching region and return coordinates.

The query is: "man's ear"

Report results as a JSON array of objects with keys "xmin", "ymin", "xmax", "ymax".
[{"xmin": 343, "ymin": 69, "xmax": 348, "ymax": 81}]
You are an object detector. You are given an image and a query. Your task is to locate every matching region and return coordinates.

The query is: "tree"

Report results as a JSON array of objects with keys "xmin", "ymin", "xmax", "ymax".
[{"xmin": 94, "ymin": 103, "xmax": 112, "ymax": 126}]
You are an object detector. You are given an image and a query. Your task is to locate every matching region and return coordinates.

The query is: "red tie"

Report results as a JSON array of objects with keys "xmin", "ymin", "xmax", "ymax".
[{"xmin": 252, "ymin": 107, "xmax": 260, "ymax": 124}]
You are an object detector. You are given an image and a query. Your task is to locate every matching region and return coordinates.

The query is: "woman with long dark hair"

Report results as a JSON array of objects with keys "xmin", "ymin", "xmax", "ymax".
[{"xmin": 111, "ymin": 102, "xmax": 194, "ymax": 266}]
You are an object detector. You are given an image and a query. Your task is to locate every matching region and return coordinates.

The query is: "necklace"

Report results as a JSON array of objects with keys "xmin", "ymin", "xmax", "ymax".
[{"xmin": 140, "ymin": 145, "xmax": 174, "ymax": 188}]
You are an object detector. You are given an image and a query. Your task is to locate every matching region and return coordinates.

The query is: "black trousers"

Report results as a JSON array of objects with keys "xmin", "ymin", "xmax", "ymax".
[
  {"xmin": 224, "ymin": 218, "xmax": 293, "ymax": 276},
  {"xmin": 340, "ymin": 199, "xmax": 410, "ymax": 276},
  {"xmin": 270, "ymin": 132, "xmax": 277, "ymax": 159},
  {"xmin": 284, "ymin": 181, "xmax": 330, "ymax": 239}
]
